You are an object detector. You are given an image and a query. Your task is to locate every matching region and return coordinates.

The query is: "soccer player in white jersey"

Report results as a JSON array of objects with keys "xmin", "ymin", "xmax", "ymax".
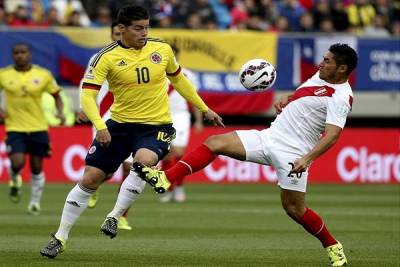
[
  {"xmin": 135, "ymin": 43, "xmax": 357, "ymax": 267},
  {"xmin": 76, "ymin": 22, "xmax": 132, "ymax": 230},
  {"xmin": 160, "ymin": 45, "xmax": 203, "ymax": 203}
]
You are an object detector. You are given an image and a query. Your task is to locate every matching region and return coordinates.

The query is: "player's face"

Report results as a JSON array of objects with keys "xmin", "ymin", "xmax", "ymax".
[
  {"xmin": 318, "ymin": 52, "xmax": 340, "ymax": 82},
  {"xmin": 12, "ymin": 45, "xmax": 32, "ymax": 68},
  {"xmin": 120, "ymin": 19, "xmax": 149, "ymax": 49},
  {"xmin": 111, "ymin": 26, "xmax": 122, "ymax": 42}
]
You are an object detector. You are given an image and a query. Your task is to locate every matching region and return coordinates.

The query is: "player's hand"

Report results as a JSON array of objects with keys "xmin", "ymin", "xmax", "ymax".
[
  {"xmin": 291, "ymin": 157, "xmax": 311, "ymax": 174},
  {"xmin": 56, "ymin": 112, "xmax": 66, "ymax": 125},
  {"xmin": 96, "ymin": 128, "xmax": 111, "ymax": 147},
  {"xmin": 76, "ymin": 110, "xmax": 89, "ymax": 123},
  {"xmin": 274, "ymin": 94, "xmax": 291, "ymax": 114},
  {"xmin": 203, "ymin": 109, "xmax": 225, "ymax": 127}
]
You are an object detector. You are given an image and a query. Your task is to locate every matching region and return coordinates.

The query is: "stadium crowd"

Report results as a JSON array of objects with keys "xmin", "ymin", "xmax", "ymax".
[{"xmin": 0, "ymin": 0, "xmax": 399, "ymax": 36}]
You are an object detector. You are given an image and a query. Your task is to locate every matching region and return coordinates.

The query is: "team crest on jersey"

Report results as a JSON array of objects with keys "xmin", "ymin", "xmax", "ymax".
[
  {"xmin": 88, "ymin": 145, "xmax": 96, "ymax": 154},
  {"xmin": 150, "ymin": 52, "xmax": 162, "ymax": 64},
  {"xmin": 85, "ymin": 68, "xmax": 95, "ymax": 80},
  {"xmin": 314, "ymin": 87, "xmax": 327, "ymax": 96}
]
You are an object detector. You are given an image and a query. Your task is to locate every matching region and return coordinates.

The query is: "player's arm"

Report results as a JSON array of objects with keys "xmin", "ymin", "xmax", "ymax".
[
  {"xmin": 274, "ymin": 93, "xmax": 294, "ymax": 114},
  {"xmin": 192, "ymin": 107, "xmax": 204, "ymax": 133},
  {"xmin": 291, "ymin": 124, "xmax": 342, "ymax": 173},
  {"xmin": 81, "ymin": 84, "xmax": 106, "ymax": 130},
  {"xmin": 44, "ymin": 71, "xmax": 65, "ymax": 125}
]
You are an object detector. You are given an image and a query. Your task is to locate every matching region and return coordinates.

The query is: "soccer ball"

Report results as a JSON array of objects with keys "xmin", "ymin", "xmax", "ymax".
[{"xmin": 238, "ymin": 59, "xmax": 277, "ymax": 91}]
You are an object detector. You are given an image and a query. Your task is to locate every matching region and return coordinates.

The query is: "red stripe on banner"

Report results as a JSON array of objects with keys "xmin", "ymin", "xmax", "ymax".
[
  {"xmin": 59, "ymin": 55, "xmax": 85, "ymax": 85},
  {"xmin": 199, "ymin": 91, "xmax": 274, "ymax": 115},
  {"xmin": 99, "ymin": 92, "xmax": 114, "ymax": 117}
]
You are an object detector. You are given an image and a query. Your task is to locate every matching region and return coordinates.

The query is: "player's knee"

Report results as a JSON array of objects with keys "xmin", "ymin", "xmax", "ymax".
[
  {"xmin": 204, "ymin": 135, "xmax": 227, "ymax": 154},
  {"xmin": 11, "ymin": 161, "xmax": 24, "ymax": 173}
]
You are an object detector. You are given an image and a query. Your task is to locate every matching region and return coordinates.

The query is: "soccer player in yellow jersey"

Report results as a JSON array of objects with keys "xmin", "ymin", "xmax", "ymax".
[
  {"xmin": 40, "ymin": 5, "xmax": 223, "ymax": 259},
  {"xmin": 0, "ymin": 43, "xmax": 64, "ymax": 215}
]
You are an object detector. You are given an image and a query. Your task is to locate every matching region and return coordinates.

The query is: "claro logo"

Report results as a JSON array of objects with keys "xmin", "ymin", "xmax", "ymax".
[
  {"xmin": 204, "ymin": 156, "xmax": 277, "ymax": 182},
  {"xmin": 337, "ymin": 146, "xmax": 400, "ymax": 182}
]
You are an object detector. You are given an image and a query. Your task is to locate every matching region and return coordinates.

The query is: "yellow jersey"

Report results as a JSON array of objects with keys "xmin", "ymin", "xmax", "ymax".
[
  {"xmin": 0, "ymin": 65, "xmax": 60, "ymax": 132},
  {"xmin": 82, "ymin": 39, "xmax": 180, "ymax": 124}
]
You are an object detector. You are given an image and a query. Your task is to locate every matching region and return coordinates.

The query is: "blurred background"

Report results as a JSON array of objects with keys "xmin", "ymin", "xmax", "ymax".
[{"xmin": 0, "ymin": 0, "xmax": 398, "ymax": 184}]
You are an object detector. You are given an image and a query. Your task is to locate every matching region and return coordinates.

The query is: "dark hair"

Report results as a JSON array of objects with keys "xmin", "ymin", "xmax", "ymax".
[
  {"xmin": 111, "ymin": 21, "xmax": 118, "ymax": 32},
  {"xmin": 329, "ymin": 43, "xmax": 358, "ymax": 75},
  {"xmin": 12, "ymin": 43, "xmax": 30, "ymax": 52},
  {"xmin": 170, "ymin": 44, "xmax": 179, "ymax": 55},
  {"xmin": 117, "ymin": 5, "xmax": 149, "ymax": 25}
]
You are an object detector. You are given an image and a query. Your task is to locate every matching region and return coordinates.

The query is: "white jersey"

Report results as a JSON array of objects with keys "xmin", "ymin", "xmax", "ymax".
[
  {"xmin": 168, "ymin": 68, "xmax": 196, "ymax": 113},
  {"xmin": 269, "ymin": 72, "xmax": 353, "ymax": 154}
]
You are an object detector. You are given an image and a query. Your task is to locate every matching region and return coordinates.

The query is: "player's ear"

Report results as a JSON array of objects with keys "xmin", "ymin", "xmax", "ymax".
[
  {"xmin": 118, "ymin": 23, "xmax": 126, "ymax": 32},
  {"xmin": 338, "ymin": 64, "xmax": 348, "ymax": 74}
]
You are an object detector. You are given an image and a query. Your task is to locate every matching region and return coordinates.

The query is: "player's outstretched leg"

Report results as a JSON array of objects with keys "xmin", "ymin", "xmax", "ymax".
[
  {"xmin": 40, "ymin": 234, "xmax": 66, "ymax": 259},
  {"xmin": 132, "ymin": 162, "xmax": 171, "ymax": 193}
]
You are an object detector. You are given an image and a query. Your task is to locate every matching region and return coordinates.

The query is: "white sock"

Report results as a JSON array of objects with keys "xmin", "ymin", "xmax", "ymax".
[
  {"xmin": 107, "ymin": 171, "xmax": 146, "ymax": 219},
  {"xmin": 55, "ymin": 184, "xmax": 94, "ymax": 241},
  {"xmin": 30, "ymin": 172, "xmax": 45, "ymax": 205}
]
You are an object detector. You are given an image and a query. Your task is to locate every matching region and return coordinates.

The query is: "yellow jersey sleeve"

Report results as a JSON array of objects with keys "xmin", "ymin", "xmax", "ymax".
[
  {"xmin": 165, "ymin": 44, "xmax": 181, "ymax": 75},
  {"xmin": 82, "ymin": 51, "xmax": 111, "ymax": 87},
  {"xmin": 44, "ymin": 70, "xmax": 61, "ymax": 94}
]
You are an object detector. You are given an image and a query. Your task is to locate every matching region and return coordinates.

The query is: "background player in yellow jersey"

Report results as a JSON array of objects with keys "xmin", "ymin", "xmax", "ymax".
[
  {"xmin": 0, "ymin": 43, "xmax": 64, "ymax": 215},
  {"xmin": 40, "ymin": 5, "xmax": 223, "ymax": 259}
]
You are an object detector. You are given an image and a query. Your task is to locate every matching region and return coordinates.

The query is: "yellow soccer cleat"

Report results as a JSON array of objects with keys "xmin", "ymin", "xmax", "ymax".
[
  {"xmin": 88, "ymin": 191, "xmax": 99, "ymax": 208},
  {"xmin": 326, "ymin": 242, "xmax": 347, "ymax": 266},
  {"xmin": 9, "ymin": 175, "xmax": 22, "ymax": 203},
  {"xmin": 132, "ymin": 162, "xmax": 171, "ymax": 194},
  {"xmin": 117, "ymin": 216, "xmax": 132, "ymax": 230}
]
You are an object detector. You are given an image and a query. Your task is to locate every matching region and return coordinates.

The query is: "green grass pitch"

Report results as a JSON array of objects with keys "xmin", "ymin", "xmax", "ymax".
[{"xmin": 0, "ymin": 183, "xmax": 399, "ymax": 267}]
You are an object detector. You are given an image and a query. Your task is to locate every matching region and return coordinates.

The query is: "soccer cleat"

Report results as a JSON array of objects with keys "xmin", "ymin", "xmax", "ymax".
[
  {"xmin": 173, "ymin": 186, "xmax": 186, "ymax": 203},
  {"xmin": 326, "ymin": 242, "xmax": 347, "ymax": 266},
  {"xmin": 28, "ymin": 203, "xmax": 41, "ymax": 215},
  {"xmin": 88, "ymin": 191, "xmax": 99, "ymax": 208},
  {"xmin": 8, "ymin": 175, "xmax": 22, "ymax": 203},
  {"xmin": 159, "ymin": 191, "xmax": 173, "ymax": 203},
  {"xmin": 40, "ymin": 234, "xmax": 66, "ymax": 259},
  {"xmin": 132, "ymin": 162, "xmax": 171, "ymax": 194},
  {"xmin": 100, "ymin": 217, "xmax": 118, "ymax": 238},
  {"xmin": 117, "ymin": 216, "xmax": 132, "ymax": 230}
]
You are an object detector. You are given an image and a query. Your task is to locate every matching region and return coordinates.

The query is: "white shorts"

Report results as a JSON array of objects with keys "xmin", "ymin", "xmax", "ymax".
[
  {"xmin": 171, "ymin": 112, "xmax": 191, "ymax": 147},
  {"xmin": 236, "ymin": 129, "xmax": 309, "ymax": 192}
]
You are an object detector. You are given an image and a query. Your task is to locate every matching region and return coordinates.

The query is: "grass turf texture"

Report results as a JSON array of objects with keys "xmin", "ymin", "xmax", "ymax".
[{"xmin": 0, "ymin": 184, "xmax": 399, "ymax": 267}]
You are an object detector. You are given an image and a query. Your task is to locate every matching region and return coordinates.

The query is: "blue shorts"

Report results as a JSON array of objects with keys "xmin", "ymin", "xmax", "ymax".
[
  {"xmin": 85, "ymin": 119, "xmax": 175, "ymax": 175},
  {"xmin": 5, "ymin": 131, "xmax": 51, "ymax": 157}
]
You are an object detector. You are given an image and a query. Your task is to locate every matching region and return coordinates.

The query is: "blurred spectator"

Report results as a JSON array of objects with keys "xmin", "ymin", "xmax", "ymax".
[
  {"xmin": 257, "ymin": 0, "xmax": 278, "ymax": 26},
  {"xmin": 390, "ymin": 21, "xmax": 400, "ymax": 37},
  {"xmin": 208, "ymin": 0, "xmax": 231, "ymax": 29},
  {"xmin": 9, "ymin": 5, "xmax": 36, "ymax": 27},
  {"xmin": 347, "ymin": 0, "xmax": 375, "ymax": 31},
  {"xmin": 41, "ymin": 6, "xmax": 61, "ymax": 27},
  {"xmin": 311, "ymin": 0, "xmax": 331, "ymax": 31},
  {"xmin": 65, "ymin": 10, "xmax": 81, "ymax": 27},
  {"xmin": 270, "ymin": 15, "xmax": 290, "ymax": 32},
  {"xmin": 299, "ymin": 11, "xmax": 315, "ymax": 32},
  {"xmin": 91, "ymin": 5, "xmax": 111, "ymax": 27},
  {"xmin": 331, "ymin": 0, "xmax": 350, "ymax": 32},
  {"xmin": 158, "ymin": 14, "xmax": 172, "ymax": 28},
  {"xmin": 188, "ymin": 0, "xmax": 217, "ymax": 28},
  {"xmin": 169, "ymin": 0, "xmax": 190, "ymax": 28},
  {"xmin": 363, "ymin": 14, "xmax": 391, "ymax": 37},
  {"xmin": 186, "ymin": 13, "xmax": 203, "ymax": 29},
  {"xmin": 247, "ymin": 15, "xmax": 269, "ymax": 31},
  {"xmin": 277, "ymin": 0, "xmax": 305, "ymax": 31},
  {"xmin": 51, "ymin": 0, "xmax": 90, "ymax": 26},
  {"xmin": 0, "ymin": 7, "xmax": 7, "ymax": 26},
  {"xmin": 230, "ymin": 1, "xmax": 248, "ymax": 30},
  {"xmin": 374, "ymin": 0, "xmax": 397, "ymax": 23},
  {"xmin": 319, "ymin": 17, "xmax": 334, "ymax": 33}
]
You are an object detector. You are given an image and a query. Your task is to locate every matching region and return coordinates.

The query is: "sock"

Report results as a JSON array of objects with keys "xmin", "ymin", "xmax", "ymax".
[
  {"xmin": 298, "ymin": 208, "xmax": 337, "ymax": 248},
  {"xmin": 165, "ymin": 144, "xmax": 216, "ymax": 184},
  {"xmin": 55, "ymin": 184, "xmax": 94, "ymax": 241},
  {"xmin": 30, "ymin": 172, "xmax": 45, "ymax": 205},
  {"xmin": 107, "ymin": 171, "xmax": 146, "ymax": 219}
]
